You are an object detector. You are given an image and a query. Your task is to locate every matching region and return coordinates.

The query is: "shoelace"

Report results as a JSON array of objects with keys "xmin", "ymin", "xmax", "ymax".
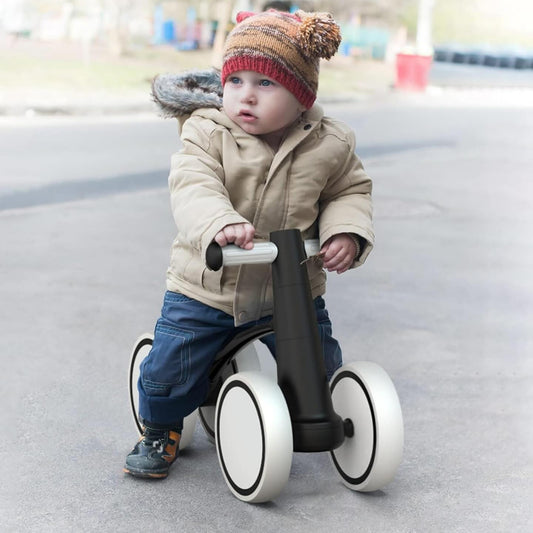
[
  {"xmin": 142, "ymin": 428, "xmax": 167, "ymax": 448},
  {"xmin": 152, "ymin": 439, "xmax": 164, "ymax": 453}
]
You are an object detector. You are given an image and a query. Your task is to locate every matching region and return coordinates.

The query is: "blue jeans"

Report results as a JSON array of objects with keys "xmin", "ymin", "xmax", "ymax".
[{"xmin": 138, "ymin": 291, "xmax": 343, "ymax": 428}]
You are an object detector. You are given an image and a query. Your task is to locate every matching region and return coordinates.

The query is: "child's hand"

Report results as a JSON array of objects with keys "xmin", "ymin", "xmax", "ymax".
[
  {"xmin": 320, "ymin": 233, "xmax": 358, "ymax": 274},
  {"xmin": 214, "ymin": 223, "xmax": 255, "ymax": 250}
]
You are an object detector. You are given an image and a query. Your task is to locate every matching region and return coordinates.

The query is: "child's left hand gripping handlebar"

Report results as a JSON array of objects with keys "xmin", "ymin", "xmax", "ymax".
[{"xmin": 206, "ymin": 240, "xmax": 320, "ymax": 271}]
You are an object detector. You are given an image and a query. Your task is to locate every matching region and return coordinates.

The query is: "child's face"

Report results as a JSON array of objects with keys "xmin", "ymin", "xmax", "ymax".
[{"xmin": 223, "ymin": 70, "xmax": 306, "ymax": 146}]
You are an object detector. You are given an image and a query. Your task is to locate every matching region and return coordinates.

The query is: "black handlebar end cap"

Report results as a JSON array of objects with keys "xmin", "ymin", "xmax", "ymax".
[{"xmin": 206, "ymin": 242, "xmax": 223, "ymax": 271}]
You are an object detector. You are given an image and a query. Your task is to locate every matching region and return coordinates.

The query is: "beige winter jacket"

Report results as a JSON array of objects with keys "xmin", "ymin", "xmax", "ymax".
[{"xmin": 153, "ymin": 71, "xmax": 374, "ymax": 326}]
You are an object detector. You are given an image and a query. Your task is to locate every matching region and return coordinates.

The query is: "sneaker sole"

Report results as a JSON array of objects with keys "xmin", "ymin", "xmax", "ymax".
[{"xmin": 123, "ymin": 466, "xmax": 168, "ymax": 479}]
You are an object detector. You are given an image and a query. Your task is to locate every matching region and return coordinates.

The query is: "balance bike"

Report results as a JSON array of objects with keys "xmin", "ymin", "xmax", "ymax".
[{"xmin": 128, "ymin": 229, "xmax": 403, "ymax": 502}]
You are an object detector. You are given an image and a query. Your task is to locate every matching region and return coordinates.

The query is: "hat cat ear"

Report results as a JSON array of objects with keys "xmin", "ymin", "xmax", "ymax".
[
  {"xmin": 236, "ymin": 11, "xmax": 256, "ymax": 23},
  {"xmin": 296, "ymin": 11, "xmax": 341, "ymax": 60}
]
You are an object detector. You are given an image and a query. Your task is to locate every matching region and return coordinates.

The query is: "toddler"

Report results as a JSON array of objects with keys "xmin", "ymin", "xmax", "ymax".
[{"xmin": 124, "ymin": 9, "xmax": 374, "ymax": 479}]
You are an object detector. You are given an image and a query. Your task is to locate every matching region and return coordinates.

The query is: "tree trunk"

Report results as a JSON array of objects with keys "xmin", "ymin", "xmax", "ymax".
[
  {"xmin": 416, "ymin": 0, "xmax": 435, "ymax": 54},
  {"xmin": 211, "ymin": 0, "xmax": 234, "ymax": 69}
]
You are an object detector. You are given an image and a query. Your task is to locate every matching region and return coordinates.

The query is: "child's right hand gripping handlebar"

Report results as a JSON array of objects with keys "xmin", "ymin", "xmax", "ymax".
[{"xmin": 206, "ymin": 239, "xmax": 320, "ymax": 271}]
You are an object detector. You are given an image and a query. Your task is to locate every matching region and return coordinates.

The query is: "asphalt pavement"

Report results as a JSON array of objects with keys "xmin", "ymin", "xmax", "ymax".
[{"xmin": 1, "ymin": 65, "xmax": 532, "ymax": 532}]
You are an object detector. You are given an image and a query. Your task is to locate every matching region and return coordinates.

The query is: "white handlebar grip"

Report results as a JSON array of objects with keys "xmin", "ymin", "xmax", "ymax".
[
  {"xmin": 206, "ymin": 242, "xmax": 278, "ymax": 271},
  {"xmin": 206, "ymin": 239, "xmax": 320, "ymax": 271},
  {"xmin": 222, "ymin": 243, "xmax": 278, "ymax": 267},
  {"xmin": 304, "ymin": 239, "xmax": 320, "ymax": 257}
]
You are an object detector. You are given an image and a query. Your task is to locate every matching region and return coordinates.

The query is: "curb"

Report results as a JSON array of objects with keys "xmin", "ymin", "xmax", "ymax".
[
  {"xmin": 0, "ymin": 91, "xmax": 377, "ymax": 118},
  {"xmin": 0, "ymin": 99, "xmax": 158, "ymax": 118},
  {"xmin": 2, "ymin": 85, "xmax": 532, "ymax": 117}
]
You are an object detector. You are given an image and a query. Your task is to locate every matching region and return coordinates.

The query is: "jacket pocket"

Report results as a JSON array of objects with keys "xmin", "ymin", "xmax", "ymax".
[{"xmin": 201, "ymin": 266, "xmax": 223, "ymax": 293}]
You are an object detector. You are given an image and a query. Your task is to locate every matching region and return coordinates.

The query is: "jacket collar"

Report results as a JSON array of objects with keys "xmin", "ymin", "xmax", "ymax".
[{"xmin": 268, "ymin": 104, "xmax": 323, "ymax": 176}]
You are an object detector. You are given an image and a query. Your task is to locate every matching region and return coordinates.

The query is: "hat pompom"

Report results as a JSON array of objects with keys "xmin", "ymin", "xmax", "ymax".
[{"xmin": 296, "ymin": 11, "xmax": 341, "ymax": 60}]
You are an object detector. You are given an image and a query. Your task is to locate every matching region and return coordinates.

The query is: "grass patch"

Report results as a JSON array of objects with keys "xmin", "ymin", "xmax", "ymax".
[{"xmin": 0, "ymin": 44, "xmax": 215, "ymax": 93}]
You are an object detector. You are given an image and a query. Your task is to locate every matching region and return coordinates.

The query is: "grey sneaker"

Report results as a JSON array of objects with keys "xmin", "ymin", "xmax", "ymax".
[{"xmin": 123, "ymin": 426, "xmax": 181, "ymax": 479}]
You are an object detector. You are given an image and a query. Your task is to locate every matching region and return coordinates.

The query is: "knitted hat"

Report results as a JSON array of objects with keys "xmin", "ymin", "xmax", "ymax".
[{"xmin": 221, "ymin": 9, "xmax": 342, "ymax": 109}]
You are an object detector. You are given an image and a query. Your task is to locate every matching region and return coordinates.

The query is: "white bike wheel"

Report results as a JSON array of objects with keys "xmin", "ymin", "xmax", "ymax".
[
  {"xmin": 180, "ymin": 410, "xmax": 197, "ymax": 450},
  {"xmin": 128, "ymin": 333, "xmax": 196, "ymax": 450},
  {"xmin": 128, "ymin": 333, "xmax": 153, "ymax": 435},
  {"xmin": 330, "ymin": 361, "xmax": 403, "ymax": 492},
  {"xmin": 215, "ymin": 371, "xmax": 293, "ymax": 503},
  {"xmin": 198, "ymin": 342, "xmax": 262, "ymax": 443}
]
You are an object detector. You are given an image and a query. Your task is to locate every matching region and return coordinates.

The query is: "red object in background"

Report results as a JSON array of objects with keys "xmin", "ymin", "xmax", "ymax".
[{"xmin": 395, "ymin": 53, "xmax": 433, "ymax": 91}]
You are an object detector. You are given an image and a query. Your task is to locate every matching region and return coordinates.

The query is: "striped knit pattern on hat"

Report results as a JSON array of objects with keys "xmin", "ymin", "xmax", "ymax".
[{"xmin": 221, "ymin": 10, "xmax": 341, "ymax": 109}]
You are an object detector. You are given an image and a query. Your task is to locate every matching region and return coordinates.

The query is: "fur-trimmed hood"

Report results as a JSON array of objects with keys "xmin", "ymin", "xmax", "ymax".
[{"xmin": 151, "ymin": 69, "xmax": 223, "ymax": 119}]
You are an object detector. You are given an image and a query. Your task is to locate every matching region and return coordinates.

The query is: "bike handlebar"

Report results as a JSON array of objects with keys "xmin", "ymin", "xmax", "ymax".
[{"xmin": 206, "ymin": 239, "xmax": 320, "ymax": 271}]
